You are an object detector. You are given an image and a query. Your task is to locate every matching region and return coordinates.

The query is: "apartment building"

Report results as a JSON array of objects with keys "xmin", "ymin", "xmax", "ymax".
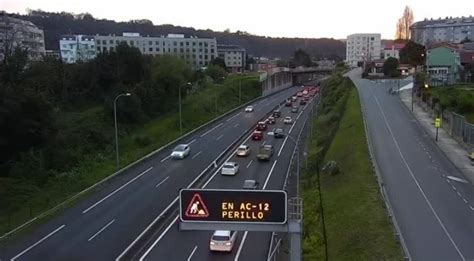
[
  {"xmin": 217, "ymin": 44, "xmax": 246, "ymax": 73},
  {"xmin": 411, "ymin": 16, "xmax": 474, "ymax": 46},
  {"xmin": 59, "ymin": 35, "xmax": 96, "ymax": 63},
  {"xmin": 94, "ymin": 33, "xmax": 218, "ymax": 69},
  {"xmin": 0, "ymin": 12, "xmax": 45, "ymax": 61},
  {"xmin": 345, "ymin": 33, "xmax": 381, "ymax": 67}
]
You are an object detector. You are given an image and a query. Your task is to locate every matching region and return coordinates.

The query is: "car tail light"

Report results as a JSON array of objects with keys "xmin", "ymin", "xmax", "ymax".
[{"xmin": 225, "ymin": 242, "xmax": 231, "ymax": 246}]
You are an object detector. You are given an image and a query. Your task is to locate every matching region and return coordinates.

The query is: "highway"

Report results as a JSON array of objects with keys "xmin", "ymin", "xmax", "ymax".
[
  {"xmin": 139, "ymin": 89, "xmax": 316, "ymax": 261},
  {"xmin": 349, "ymin": 69, "xmax": 474, "ymax": 261},
  {"xmin": 0, "ymin": 86, "xmax": 305, "ymax": 261}
]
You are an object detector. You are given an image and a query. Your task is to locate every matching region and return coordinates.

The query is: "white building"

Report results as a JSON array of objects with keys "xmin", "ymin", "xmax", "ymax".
[
  {"xmin": 383, "ymin": 43, "xmax": 406, "ymax": 60},
  {"xmin": 94, "ymin": 33, "xmax": 218, "ymax": 69},
  {"xmin": 345, "ymin": 33, "xmax": 381, "ymax": 67},
  {"xmin": 0, "ymin": 13, "xmax": 45, "ymax": 61},
  {"xmin": 217, "ymin": 45, "xmax": 246, "ymax": 73},
  {"xmin": 411, "ymin": 16, "xmax": 474, "ymax": 46},
  {"xmin": 59, "ymin": 35, "xmax": 96, "ymax": 63}
]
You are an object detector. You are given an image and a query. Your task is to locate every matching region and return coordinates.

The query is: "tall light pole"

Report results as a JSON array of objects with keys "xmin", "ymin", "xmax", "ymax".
[
  {"xmin": 114, "ymin": 93, "xmax": 131, "ymax": 170},
  {"xmin": 215, "ymin": 76, "xmax": 225, "ymax": 114},
  {"xmin": 179, "ymin": 82, "xmax": 192, "ymax": 134}
]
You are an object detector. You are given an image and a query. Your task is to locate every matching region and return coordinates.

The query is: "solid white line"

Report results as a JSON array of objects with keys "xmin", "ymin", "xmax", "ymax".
[
  {"xmin": 83, "ymin": 167, "xmax": 153, "ymax": 214},
  {"xmin": 373, "ymin": 96, "xmax": 465, "ymax": 260},
  {"xmin": 155, "ymin": 176, "xmax": 169, "ymax": 188},
  {"xmin": 246, "ymin": 160, "xmax": 253, "ymax": 168},
  {"xmin": 160, "ymin": 155, "xmax": 171, "ymax": 163},
  {"xmin": 234, "ymin": 231, "xmax": 248, "ymax": 261},
  {"xmin": 226, "ymin": 112, "xmax": 242, "ymax": 122},
  {"xmin": 288, "ymin": 122, "xmax": 296, "ymax": 134},
  {"xmin": 192, "ymin": 151, "xmax": 202, "ymax": 159},
  {"xmin": 216, "ymin": 134, "xmax": 224, "ymax": 141},
  {"xmin": 446, "ymin": 176, "xmax": 468, "ymax": 184},
  {"xmin": 139, "ymin": 215, "xmax": 179, "ymax": 261},
  {"xmin": 263, "ymin": 161, "xmax": 278, "ymax": 189},
  {"xmin": 296, "ymin": 111, "xmax": 303, "ymax": 120},
  {"xmin": 187, "ymin": 246, "xmax": 198, "ymax": 261},
  {"xmin": 11, "ymin": 224, "xmax": 66, "ymax": 261},
  {"xmin": 188, "ymin": 139, "xmax": 197, "ymax": 145},
  {"xmin": 200, "ymin": 123, "xmax": 223, "ymax": 137},
  {"xmin": 88, "ymin": 219, "xmax": 115, "ymax": 242},
  {"xmin": 278, "ymin": 137, "xmax": 288, "ymax": 157}
]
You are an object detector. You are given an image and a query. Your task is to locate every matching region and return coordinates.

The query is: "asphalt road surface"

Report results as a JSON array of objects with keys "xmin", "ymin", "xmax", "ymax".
[
  {"xmin": 139, "ymin": 91, "xmax": 317, "ymax": 261},
  {"xmin": 349, "ymin": 69, "xmax": 474, "ymax": 261},
  {"xmin": 0, "ymin": 86, "xmax": 306, "ymax": 261}
]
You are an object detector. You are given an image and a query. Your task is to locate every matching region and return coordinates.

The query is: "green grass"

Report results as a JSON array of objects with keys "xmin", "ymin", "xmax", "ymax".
[
  {"xmin": 0, "ymin": 75, "xmax": 260, "ymax": 237},
  {"xmin": 302, "ymin": 81, "xmax": 402, "ymax": 260}
]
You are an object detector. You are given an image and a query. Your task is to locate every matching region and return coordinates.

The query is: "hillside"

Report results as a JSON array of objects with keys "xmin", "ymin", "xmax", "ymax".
[{"xmin": 9, "ymin": 10, "xmax": 346, "ymax": 60}]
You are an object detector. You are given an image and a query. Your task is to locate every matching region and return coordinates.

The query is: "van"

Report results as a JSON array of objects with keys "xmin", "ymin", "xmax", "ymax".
[{"xmin": 210, "ymin": 230, "xmax": 237, "ymax": 252}]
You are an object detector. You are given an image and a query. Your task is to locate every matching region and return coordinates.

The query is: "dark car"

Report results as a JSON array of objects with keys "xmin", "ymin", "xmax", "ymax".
[
  {"xmin": 252, "ymin": 131, "xmax": 263, "ymax": 141},
  {"xmin": 243, "ymin": 179, "xmax": 259, "ymax": 189},
  {"xmin": 272, "ymin": 110, "xmax": 281, "ymax": 118},
  {"xmin": 274, "ymin": 128, "xmax": 285, "ymax": 138},
  {"xmin": 291, "ymin": 106, "xmax": 299, "ymax": 113},
  {"xmin": 285, "ymin": 100, "xmax": 292, "ymax": 107},
  {"xmin": 300, "ymin": 100, "xmax": 307, "ymax": 105}
]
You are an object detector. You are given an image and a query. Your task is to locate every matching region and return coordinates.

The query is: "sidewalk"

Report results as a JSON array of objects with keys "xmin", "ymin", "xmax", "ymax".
[{"xmin": 399, "ymin": 90, "xmax": 474, "ymax": 184}]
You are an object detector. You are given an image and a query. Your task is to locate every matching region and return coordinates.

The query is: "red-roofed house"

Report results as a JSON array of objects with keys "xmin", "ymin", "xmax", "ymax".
[{"xmin": 383, "ymin": 42, "xmax": 406, "ymax": 60}]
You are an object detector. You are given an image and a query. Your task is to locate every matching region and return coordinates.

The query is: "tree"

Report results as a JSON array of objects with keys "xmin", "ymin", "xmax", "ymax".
[
  {"xmin": 383, "ymin": 57, "xmax": 400, "ymax": 77},
  {"xmin": 209, "ymin": 57, "xmax": 227, "ymax": 71},
  {"xmin": 206, "ymin": 64, "xmax": 227, "ymax": 82},
  {"xmin": 399, "ymin": 41, "xmax": 426, "ymax": 66},
  {"xmin": 292, "ymin": 49, "xmax": 312, "ymax": 67},
  {"xmin": 461, "ymin": 37, "xmax": 472, "ymax": 44},
  {"xmin": 395, "ymin": 6, "xmax": 414, "ymax": 40}
]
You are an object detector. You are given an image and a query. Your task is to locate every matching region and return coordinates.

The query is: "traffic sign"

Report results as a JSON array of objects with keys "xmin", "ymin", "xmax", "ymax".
[
  {"xmin": 179, "ymin": 189, "xmax": 287, "ymax": 224},
  {"xmin": 435, "ymin": 118, "xmax": 441, "ymax": 128}
]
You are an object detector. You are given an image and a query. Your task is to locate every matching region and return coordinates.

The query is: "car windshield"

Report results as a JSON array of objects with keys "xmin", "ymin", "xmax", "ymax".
[
  {"xmin": 174, "ymin": 145, "xmax": 186, "ymax": 151},
  {"xmin": 223, "ymin": 163, "xmax": 234, "ymax": 168},
  {"xmin": 212, "ymin": 236, "xmax": 230, "ymax": 241}
]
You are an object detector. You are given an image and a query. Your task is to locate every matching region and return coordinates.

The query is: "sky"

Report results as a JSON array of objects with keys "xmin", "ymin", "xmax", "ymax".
[{"xmin": 1, "ymin": 0, "xmax": 472, "ymax": 39}]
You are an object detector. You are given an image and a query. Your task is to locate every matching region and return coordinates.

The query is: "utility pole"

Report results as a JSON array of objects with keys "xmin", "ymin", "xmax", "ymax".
[
  {"xmin": 317, "ymin": 163, "xmax": 329, "ymax": 261},
  {"xmin": 239, "ymin": 78, "xmax": 242, "ymax": 104},
  {"xmin": 114, "ymin": 93, "xmax": 131, "ymax": 170}
]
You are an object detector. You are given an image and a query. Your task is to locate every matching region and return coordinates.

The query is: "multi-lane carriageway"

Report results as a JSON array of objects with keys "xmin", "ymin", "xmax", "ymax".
[{"xmin": 1, "ymin": 85, "xmax": 318, "ymax": 261}]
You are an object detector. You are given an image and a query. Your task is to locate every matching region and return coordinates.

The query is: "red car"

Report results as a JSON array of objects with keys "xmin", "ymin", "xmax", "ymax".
[
  {"xmin": 256, "ymin": 121, "xmax": 267, "ymax": 131},
  {"xmin": 252, "ymin": 131, "xmax": 263, "ymax": 140}
]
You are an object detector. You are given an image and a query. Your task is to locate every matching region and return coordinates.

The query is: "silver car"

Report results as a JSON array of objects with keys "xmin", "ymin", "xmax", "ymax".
[{"xmin": 171, "ymin": 144, "xmax": 190, "ymax": 159}]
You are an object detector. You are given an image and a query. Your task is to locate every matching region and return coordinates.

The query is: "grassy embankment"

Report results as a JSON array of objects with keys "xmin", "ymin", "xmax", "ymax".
[
  {"xmin": 0, "ymin": 74, "xmax": 260, "ymax": 236},
  {"xmin": 302, "ymin": 74, "xmax": 403, "ymax": 260}
]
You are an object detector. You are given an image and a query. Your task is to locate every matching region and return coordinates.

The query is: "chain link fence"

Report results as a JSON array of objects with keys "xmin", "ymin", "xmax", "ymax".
[{"xmin": 446, "ymin": 111, "xmax": 474, "ymax": 148}]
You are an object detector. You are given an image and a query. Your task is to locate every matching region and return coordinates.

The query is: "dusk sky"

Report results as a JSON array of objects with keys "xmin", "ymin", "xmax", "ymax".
[{"xmin": 1, "ymin": 0, "xmax": 472, "ymax": 39}]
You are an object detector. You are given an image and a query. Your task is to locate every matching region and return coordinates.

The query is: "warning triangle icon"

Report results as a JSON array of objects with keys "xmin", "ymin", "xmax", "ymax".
[{"xmin": 185, "ymin": 193, "xmax": 209, "ymax": 218}]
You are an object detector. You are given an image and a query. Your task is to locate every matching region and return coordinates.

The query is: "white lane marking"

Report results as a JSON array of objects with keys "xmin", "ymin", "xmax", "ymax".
[
  {"xmin": 88, "ymin": 219, "xmax": 115, "ymax": 242},
  {"xmin": 226, "ymin": 112, "xmax": 242, "ymax": 122},
  {"xmin": 457, "ymin": 191, "xmax": 462, "ymax": 198},
  {"xmin": 470, "ymin": 206, "xmax": 474, "ymax": 211},
  {"xmin": 200, "ymin": 123, "xmax": 224, "ymax": 137},
  {"xmin": 446, "ymin": 176, "xmax": 468, "ymax": 184},
  {"xmin": 234, "ymin": 231, "xmax": 248, "ymax": 261},
  {"xmin": 138, "ymin": 215, "xmax": 179, "ymax": 261},
  {"xmin": 296, "ymin": 110, "xmax": 303, "ymax": 120},
  {"xmin": 263, "ymin": 161, "xmax": 278, "ymax": 189},
  {"xmin": 288, "ymin": 122, "xmax": 296, "ymax": 134},
  {"xmin": 155, "ymin": 176, "xmax": 169, "ymax": 188},
  {"xmin": 83, "ymin": 167, "xmax": 153, "ymax": 214},
  {"xmin": 192, "ymin": 151, "xmax": 202, "ymax": 159},
  {"xmin": 463, "ymin": 198, "xmax": 468, "ymax": 204},
  {"xmin": 262, "ymin": 141, "xmax": 266, "ymax": 146},
  {"xmin": 278, "ymin": 137, "xmax": 288, "ymax": 157},
  {"xmin": 11, "ymin": 225, "xmax": 66, "ymax": 261},
  {"xmin": 160, "ymin": 155, "xmax": 171, "ymax": 162},
  {"xmin": 373, "ymin": 96, "xmax": 465, "ymax": 260},
  {"xmin": 234, "ymin": 123, "xmax": 239, "ymax": 128},
  {"xmin": 188, "ymin": 139, "xmax": 197, "ymax": 145},
  {"xmin": 187, "ymin": 246, "xmax": 198, "ymax": 261},
  {"xmin": 246, "ymin": 160, "xmax": 253, "ymax": 168},
  {"xmin": 216, "ymin": 134, "xmax": 224, "ymax": 141}
]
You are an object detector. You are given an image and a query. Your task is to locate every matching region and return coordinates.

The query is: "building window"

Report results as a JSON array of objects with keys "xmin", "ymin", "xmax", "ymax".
[
  {"xmin": 110, "ymin": 40, "xmax": 113, "ymax": 44},
  {"xmin": 156, "ymin": 41, "xmax": 159, "ymax": 45},
  {"xmin": 103, "ymin": 47, "xmax": 107, "ymax": 52},
  {"xmin": 156, "ymin": 47, "xmax": 160, "ymax": 51},
  {"xmin": 199, "ymin": 55, "xmax": 202, "ymax": 58},
  {"xmin": 211, "ymin": 55, "xmax": 215, "ymax": 60},
  {"xmin": 149, "ymin": 47, "xmax": 153, "ymax": 52},
  {"xmin": 193, "ymin": 49, "xmax": 196, "ymax": 53},
  {"xmin": 186, "ymin": 42, "xmax": 189, "ymax": 46},
  {"xmin": 173, "ymin": 41, "xmax": 177, "ymax": 46},
  {"xmin": 180, "ymin": 48, "xmax": 184, "ymax": 52},
  {"xmin": 205, "ymin": 55, "xmax": 208, "ymax": 60},
  {"xmin": 97, "ymin": 47, "xmax": 101, "ymax": 51},
  {"xmin": 116, "ymin": 40, "xmax": 120, "ymax": 44},
  {"xmin": 180, "ymin": 42, "xmax": 184, "ymax": 46},
  {"xmin": 198, "ymin": 42, "xmax": 202, "ymax": 46}
]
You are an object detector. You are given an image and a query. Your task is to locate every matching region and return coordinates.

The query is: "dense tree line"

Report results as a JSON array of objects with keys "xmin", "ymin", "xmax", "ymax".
[
  {"xmin": 0, "ymin": 43, "xmax": 195, "ymax": 189},
  {"xmin": 8, "ymin": 10, "xmax": 346, "ymax": 60}
]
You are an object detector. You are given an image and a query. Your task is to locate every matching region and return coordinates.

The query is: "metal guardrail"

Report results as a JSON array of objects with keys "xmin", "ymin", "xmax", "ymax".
[
  {"xmin": 0, "ymin": 86, "xmax": 296, "ymax": 241},
  {"xmin": 356, "ymin": 83, "xmax": 411, "ymax": 260}
]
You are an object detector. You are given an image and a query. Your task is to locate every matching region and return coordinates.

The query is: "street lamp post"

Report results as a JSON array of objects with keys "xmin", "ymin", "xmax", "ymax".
[
  {"xmin": 239, "ymin": 78, "xmax": 242, "ymax": 104},
  {"xmin": 179, "ymin": 82, "xmax": 192, "ymax": 134},
  {"xmin": 114, "ymin": 93, "xmax": 131, "ymax": 170}
]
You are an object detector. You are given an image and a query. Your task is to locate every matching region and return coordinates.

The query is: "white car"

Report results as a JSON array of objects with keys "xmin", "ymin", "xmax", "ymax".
[
  {"xmin": 210, "ymin": 230, "xmax": 237, "ymax": 252},
  {"xmin": 170, "ymin": 144, "xmax": 190, "ymax": 159},
  {"xmin": 245, "ymin": 106, "xmax": 254, "ymax": 112},
  {"xmin": 236, "ymin": 145, "xmax": 250, "ymax": 157},
  {"xmin": 283, "ymin": 116, "xmax": 293, "ymax": 124},
  {"xmin": 221, "ymin": 162, "xmax": 239, "ymax": 175}
]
